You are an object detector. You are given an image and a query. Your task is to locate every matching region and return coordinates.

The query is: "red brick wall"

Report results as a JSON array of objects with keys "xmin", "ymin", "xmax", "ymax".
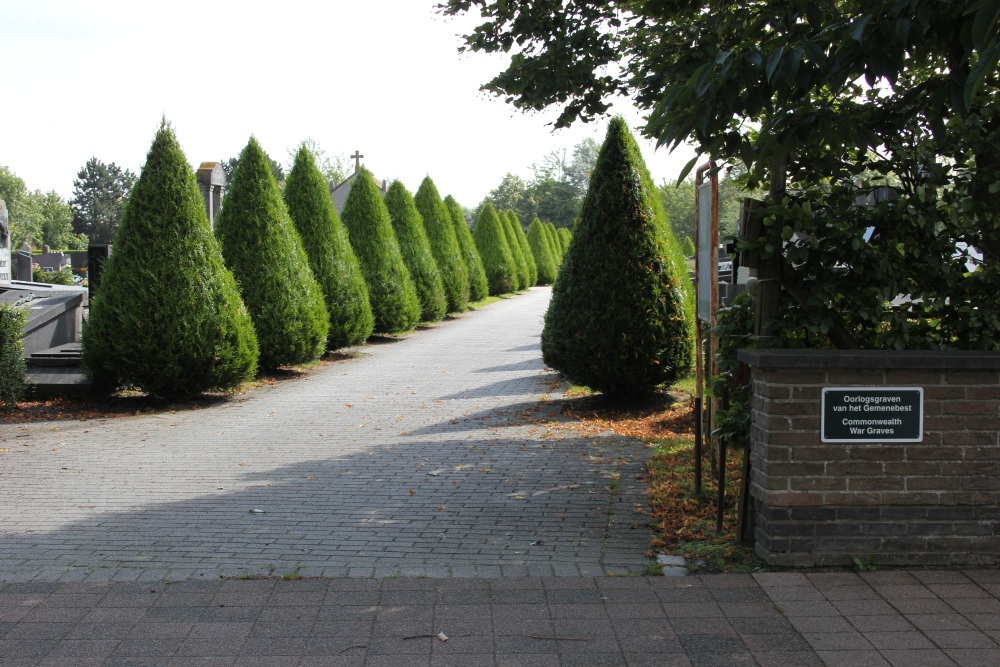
[{"xmin": 737, "ymin": 350, "xmax": 1000, "ymax": 567}]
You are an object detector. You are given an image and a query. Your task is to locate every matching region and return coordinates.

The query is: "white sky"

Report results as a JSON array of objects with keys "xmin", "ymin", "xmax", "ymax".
[{"xmin": 1, "ymin": 0, "xmax": 698, "ymax": 209}]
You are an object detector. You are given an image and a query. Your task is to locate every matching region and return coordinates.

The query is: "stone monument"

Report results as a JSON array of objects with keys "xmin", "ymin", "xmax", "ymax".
[
  {"xmin": 197, "ymin": 162, "xmax": 227, "ymax": 228},
  {"xmin": 0, "ymin": 199, "xmax": 10, "ymax": 285}
]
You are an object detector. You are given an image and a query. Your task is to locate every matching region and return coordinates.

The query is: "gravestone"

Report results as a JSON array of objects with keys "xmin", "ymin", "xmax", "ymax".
[
  {"xmin": 11, "ymin": 250, "xmax": 31, "ymax": 281},
  {"xmin": 197, "ymin": 162, "xmax": 227, "ymax": 228},
  {"xmin": 0, "ymin": 199, "xmax": 10, "ymax": 285}
]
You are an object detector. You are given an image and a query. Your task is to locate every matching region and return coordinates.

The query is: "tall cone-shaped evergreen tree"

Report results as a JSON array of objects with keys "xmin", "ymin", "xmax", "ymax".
[
  {"xmin": 473, "ymin": 202, "xmax": 517, "ymax": 296},
  {"xmin": 444, "ymin": 195, "xmax": 489, "ymax": 302},
  {"xmin": 544, "ymin": 222, "xmax": 563, "ymax": 264},
  {"xmin": 500, "ymin": 210, "xmax": 529, "ymax": 290},
  {"xmin": 384, "ymin": 181, "xmax": 447, "ymax": 323},
  {"xmin": 558, "ymin": 227, "xmax": 572, "ymax": 254},
  {"xmin": 284, "ymin": 145, "xmax": 374, "ymax": 349},
  {"xmin": 215, "ymin": 137, "xmax": 329, "ymax": 371},
  {"xmin": 415, "ymin": 177, "xmax": 469, "ymax": 312},
  {"xmin": 541, "ymin": 117, "xmax": 693, "ymax": 397},
  {"xmin": 528, "ymin": 217, "xmax": 558, "ymax": 285},
  {"xmin": 507, "ymin": 210, "xmax": 538, "ymax": 286},
  {"xmin": 341, "ymin": 169, "xmax": 421, "ymax": 334},
  {"xmin": 82, "ymin": 121, "xmax": 258, "ymax": 399}
]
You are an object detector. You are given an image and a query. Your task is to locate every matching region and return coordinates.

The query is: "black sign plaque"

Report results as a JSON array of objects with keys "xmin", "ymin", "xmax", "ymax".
[{"xmin": 821, "ymin": 387, "xmax": 923, "ymax": 443}]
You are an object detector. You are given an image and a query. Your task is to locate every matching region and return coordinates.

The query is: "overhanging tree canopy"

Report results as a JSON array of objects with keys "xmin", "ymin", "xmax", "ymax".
[{"xmin": 441, "ymin": 0, "xmax": 1000, "ymax": 349}]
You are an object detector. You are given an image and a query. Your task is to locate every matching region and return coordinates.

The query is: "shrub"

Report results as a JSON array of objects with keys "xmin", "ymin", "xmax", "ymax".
[
  {"xmin": 558, "ymin": 227, "xmax": 572, "ymax": 254},
  {"xmin": 415, "ymin": 178, "xmax": 469, "ymax": 312},
  {"xmin": 541, "ymin": 117, "xmax": 694, "ymax": 397},
  {"xmin": 473, "ymin": 202, "xmax": 517, "ymax": 296},
  {"xmin": 681, "ymin": 235, "xmax": 696, "ymax": 257},
  {"xmin": 215, "ymin": 137, "xmax": 328, "ymax": 371},
  {"xmin": 444, "ymin": 195, "xmax": 489, "ymax": 302},
  {"xmin": 500, "ymin": 210, "xmax": 529, "ymax": 290},
  {"xmin": 341, "ymin": 169, "xmax": 421, "ymax": 334},
  {"xmin": 0, "ymin": 304, "xmax": 27, "ymax": 408},
  {"xmin": 544, "ymin": 222, "xmax": 563, "ymax": 264},
  {"xmin": 82, "ymin": 121, "xmax": 258, "ymax": 399},
  {"xmin": 506, "ymin": 210, "xmax": 538, "ymax": 287},
  {"xmin": 527, "ymin": 217, "xmax": 558, "ymax": 285},
  {"xmin": 31, "ymin": 264, "xmax": 75, "ymax": 285},
  {"xmin": 384, "ymin": 181, "xmax": 447, "ymax": 323},
  {"xmin": 284, "ymin": 144, "xmax": 374, "ymax": 349}
]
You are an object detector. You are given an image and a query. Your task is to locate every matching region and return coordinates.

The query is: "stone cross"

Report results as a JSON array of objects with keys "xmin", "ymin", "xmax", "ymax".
[{"xmin": 351, "ymin": 151, "xmax": 364, "ymax": 173}]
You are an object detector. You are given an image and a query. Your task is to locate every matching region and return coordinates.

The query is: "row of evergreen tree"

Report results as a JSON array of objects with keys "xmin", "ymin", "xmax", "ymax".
[{"xmin": 82, "ymin": 121, "xmax": 569, "ymax": 400}]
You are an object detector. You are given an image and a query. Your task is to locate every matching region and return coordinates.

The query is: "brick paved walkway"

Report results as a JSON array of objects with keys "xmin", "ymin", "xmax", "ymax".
[
  {"xmin": 3, "ymin": 287, "xmax": 999, "ymax": 666},
  {"xmin": 1, "ymin": 288, "xmax": 649, "ymax": 582}
]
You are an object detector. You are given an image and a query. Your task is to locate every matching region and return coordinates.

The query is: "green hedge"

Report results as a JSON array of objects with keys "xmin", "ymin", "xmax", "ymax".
[
  {"xmin": 341, "ymin": 169, "xmax": 421, "ymax": 334},
  {"xmin": 82, "ymin": 121, "xmax": 259, "ymax": 399},
  {"xmin": 541, "ymin": 117, "xmax": 693, "ymax": 397},
  {"xmin": 415, "ymin": 177, "xmax": 469, "ymax": 312},
  {"xmin": 473, "ymin": 202, "xmax": 517, "ymax": 296},
  {"xmin": 384, "ymin": 180, "xmax": 447, "ymax": 323},
  {"xmin": 215, "ymin": 137, "xmax": 329, "ymax": 371},
  {"xmin": 444, "ymin": 195, "xmax": 489, "ymax": 302},
  {"xmin": 0, "ymin": 304, "xmax": 27, "ymax": 408},
  {"xmin": 284, "ymin": 145, "xmax": 374, "ymax": 349}
]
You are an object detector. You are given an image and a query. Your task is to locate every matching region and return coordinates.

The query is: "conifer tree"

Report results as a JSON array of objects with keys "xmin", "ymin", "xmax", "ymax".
[
  {"xmin": 500, "ymin": 210, "xmax": 529, "ymax": 290},
  {"xmin": 83, "ymin": 121, "xmax": 258, "ymax": 398},
  {"xmin": 542, "ymin": 117, "xmax": 693, "ymax": 397},
  {"xmin": 473, "ymin": 202, "xmax": 517, "ymax": 296},
  {"xmin": 216, "ymin": 138, "xmax": 329, "ymax": 371},
  {"xmin": 444, "ymin": 194, "xmax": 489, "ymax": 302},
  {"xmin": 507, "ymin": 210, "xmax": 538, "ymax": 287},
  {"xmin": 558, "ymin": 227, "xmax": 572, "ymax": 254},
  {"xmin": 415, "ymin": 177, "xmax": 469, "ymax": 312},
  {"xmin": 527, "ymin": 217, "xmax": 559, "ymax": 285},
  {"xmin": 544, "ymin": 222, "xmax": 563, "ymax": 264},
  {"xmin": 284, "ymin": 145, "xmax": 374, "ymax": 349},
  {"xmin": 384, "ymin": 181, "xmax": 447, "ymax": 323},
  {"xmin": 341, "ymin": 169, "xmax": 421, "ymax": 334}
]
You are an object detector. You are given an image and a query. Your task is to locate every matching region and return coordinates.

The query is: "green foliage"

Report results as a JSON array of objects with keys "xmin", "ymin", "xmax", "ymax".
[
  {"xmin": 500, "ymin": 210, "xmax": 530, "ymax": 290},
  {"xmin": 283, "ymin": 145, "xmax": 374, "ymax": 349},
  {"xmin": 445, "ymin": 0, "xmax": 1000, "ymax": 351},
  {"xmin": 658, "ymin": 170, "xmax": 751, "ymax": 245},
  {"xmin": 542, "ymin": 117, "xmax": 694, "ymax": 397},
  {"xmin": 527, "ymin": 217, "xmax": 558, "ymax": 285},
  {"xmin": 70, "ymin": 158, "xmax": 137, "ymax": 244},
  {"xmin": 285, "ymin": 138, "xmax": 348, "ymax": 185},
  {"xmin": 557, "ymin": 227, "xmax": 571, "ymax": 254},
  {"xmin": 480, "ymin": 139, "xmax": 598, "ymax": 226},
  {"xmin": 82, "ymin": 121, "xmax": 259, "ymax": 399},
  {"xmin": 444, "ymin": 194, "xmax": 489, "ymax": 302},
  {"xmin": 384, "ymin": 181, "xmax": 447, "ymax": 323},
  {"xmin": 507, "ymin": 210, "xmax": 538, "ymax": 286},
  {"xmin": 681, "ymin": 235, "xmax": 695, "ymax": 258},
  {"xmin": 1, "ymin": 166, "xmax": 86, "ymax": 250},
  {"xmin": 543, "ymin": 221, "xmax": 563, "ymax": 264},
  {"xmin": 473, "ymin": 202, "xmax": 517, "ymax": 296},
  {"xmin": 215, "ymin": 137, "xmax": 328, "ymax": 371},
  {"xmin": 340, "ymin": 169, "xmax": 421, "ymax": 334},
  {"xmin": 0, "ymin": 304, "xmax": 27, "ymax": 408},
  {"xmin": 31, "ymin": 264, "xmax": 75, "ymax": 285},
  {"xmin": 415, "ymin": 177, "xmax": 470, "ymax": 312},
  {"xmin": 711, "ymin": 292, "xmax": 756, "ymax": 447}
]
